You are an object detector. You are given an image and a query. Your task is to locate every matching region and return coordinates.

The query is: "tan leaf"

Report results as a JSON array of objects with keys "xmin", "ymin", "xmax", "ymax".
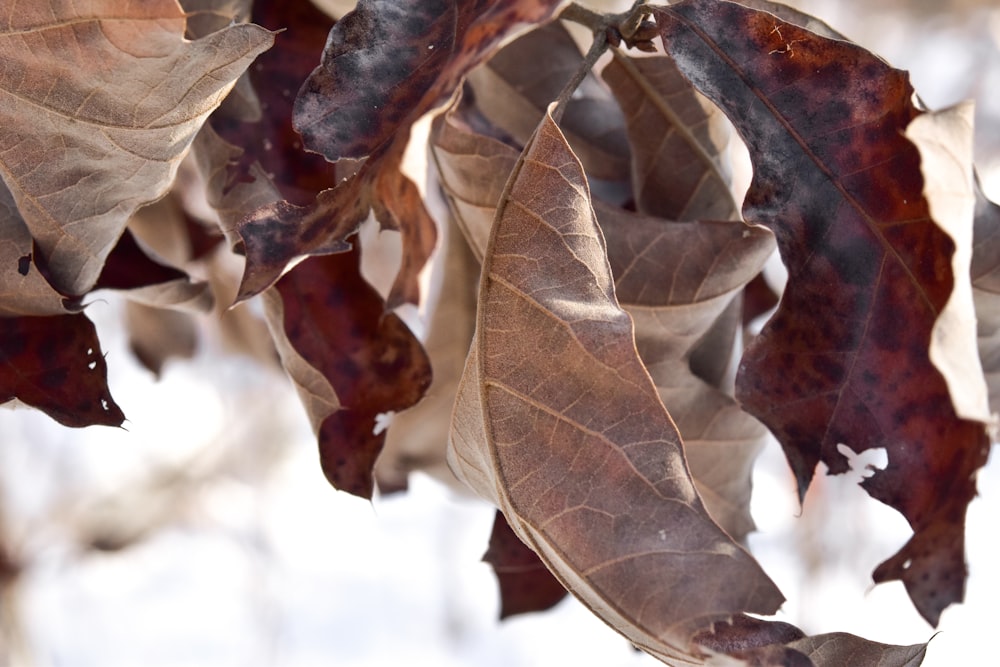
[
  {"xmin": 602, "ymin": 51, "xmax": 739, "ymax": 220},
  {"xmin": 972, "ymin": 178, "xmax": 1000, "ymax": 413},
  {"xmin": 598, "ymin": 201, "xmax": 775, "ymax": 541},
  {"xmin": 447, "ymin": 110, "xmax": 783, "ymax": 663},
  {"xmin": 0, "ymin": 1, "xmax": 273, "ymax": 297},
  {"xmin": 785, "ymin": 634, "xmax": 927, "ymax": 667}
]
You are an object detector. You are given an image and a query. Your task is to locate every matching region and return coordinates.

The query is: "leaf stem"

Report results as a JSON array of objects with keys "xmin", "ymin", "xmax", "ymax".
[
  {"xmin": 550, "ymin": 28, "xmax": 609, "ymax": 123},
  {"xmin": 552, "ymin": 1, "xmax": 652, "ymax": 123}
]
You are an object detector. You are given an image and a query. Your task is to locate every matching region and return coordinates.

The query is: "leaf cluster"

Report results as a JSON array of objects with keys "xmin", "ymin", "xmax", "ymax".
[{"xmin": 0, "ymin": 1, "xmax": 997, "ymax": 665}]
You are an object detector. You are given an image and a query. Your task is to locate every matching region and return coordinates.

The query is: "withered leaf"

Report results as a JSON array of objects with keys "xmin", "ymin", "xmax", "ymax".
[
  {"xmin": 0, "ymin": 314, "xmax": 124, "ymax": 428},
  {"xmin": 602, "ymin": 51, "xmax": 738, "ymax": 220},
  {"xmin": 265, "ymin": 249, "xmax": 431, "ymax": 499},
  {"xmin": 482, "ymin": 510, "xmax": 568, "ymax": 619},
  {"xmin": 466, "ymin": 20, "xmax": 630, "ymax": 181},
  {"xmin": 92, "ymin": 229, "xmax": 213, "ymax": 313},
  {"xmin": 598, "ymin": 201, "xmax": 775, "ymax": 541},
  {"xmin": 785, "ymin": 633, "xmax": 927, "ymax": 667},
  {"xmin": 430, "ymin": 98, "xmax": 521, "ymax": 261},
  {"xmin": 971, "ymin": 179, "xmax": 1000, "ymax": 413},
  {"xmin": 294, "ymin": 0, "xmax": 565, "ymax": 162},
  {"xmin": 0, "ymin": 1, "xmax": 272, "ymax": 297},
  {"xmin": 654, "ymin": 0, "xmax": 990, "ymax": 625},
  {"xmin": 239, "ymin": 0, "xmax": 563, "ymax": 304},
  {"xmin": 448, "ymin": 109, "xmax": 784, "ymax": 663},
  {"xmin": 376, "ymin": 215, "xmax": 479, "ymax": 493}
]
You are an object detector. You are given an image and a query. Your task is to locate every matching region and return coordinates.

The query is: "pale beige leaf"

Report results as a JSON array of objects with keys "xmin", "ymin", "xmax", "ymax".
[
  {"xmin": 0, "ymin": 1, "xmax": 273, "ymax": 296},
  {"xmin": 448, "ymin": 110, "xmax": 783, "ymax": 664},
  {"xmin": 907, "ymin": 103, "xmax": 992, "ymax": 423},
  {"xmin": 466, "ymin": 21, "xmax": 629, "ymax": 181}
]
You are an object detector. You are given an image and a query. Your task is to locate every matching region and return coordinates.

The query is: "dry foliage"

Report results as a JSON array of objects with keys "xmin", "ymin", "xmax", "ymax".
[{"xmin": 1, "ymin": 0, "xmax": 996, "ymax": 664}]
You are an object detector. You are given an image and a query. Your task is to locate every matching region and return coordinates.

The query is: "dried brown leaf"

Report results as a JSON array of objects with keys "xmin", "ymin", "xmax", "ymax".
[
  {"xmin": 447, "ymin": 110, "xmax": 784, "ymax": 663},
  {"xmin": 0, "ymin": 1, "xmax": 272, "ymax": 297},
  {"xmin": 376, "ymin": 215, "xmax": 478, "ymax": 492},
  {"xmin": 599, "ymin": 201, "xmax": 775, "ymax": 541},
  {"xmin": 602, "ymin": 52, "xmax": 738, "ymax": 220},
  {"xmin": 466, "ymin": 20, "xmax": 630, "ymax": 181}
]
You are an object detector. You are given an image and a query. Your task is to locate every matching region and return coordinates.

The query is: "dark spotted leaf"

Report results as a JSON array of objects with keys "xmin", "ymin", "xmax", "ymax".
[
  {"xmin": 654, "ymin": 0, "xmax": 990, "ymax": 626},
  {"xmin": 264, "ymin": 249, "xmax": 431, "ymax": 498},
  {"xmin": 0, "ymin": 314, "xmax": 124, "ymax": 427}
]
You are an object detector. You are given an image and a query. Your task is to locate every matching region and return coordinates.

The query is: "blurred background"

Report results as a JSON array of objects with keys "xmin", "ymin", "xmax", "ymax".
[{"xmin": 2, "ymin": 0, "xmax": 999, "ymax": 665}]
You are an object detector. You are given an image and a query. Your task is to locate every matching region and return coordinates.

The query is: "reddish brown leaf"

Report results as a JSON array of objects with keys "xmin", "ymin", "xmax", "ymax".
[
  {"xmin": 375, "ymin": 215, "xmax": 479, "ymax": 493},
  {"xmin": 654, "ymin": 0, "xmax": 990, "ymax": 625},
  {"xmin": 213, "ymin": 0, "xmax": 340, "ymax": 206},
  {"xmin": 483, "ymin": 510, "xmax": 567, "ymax": 619},
  {"xmin": 0, "ymin": 314, "xmax": 124, "ymax": 428},
  {"xmin": 238, "ymin": 0, "xmax": 563, "ymax": 305},
  {"xmin": 266, "ymin": 249, "xmax": 431, "ymax": 498}
]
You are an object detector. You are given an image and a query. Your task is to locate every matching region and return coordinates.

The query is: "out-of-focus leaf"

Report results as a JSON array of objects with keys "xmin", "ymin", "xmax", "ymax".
[
  {"xmin": 654, "ymin": 0, "xmax": 990, "ymax": 626},
  {"xmin": 0, "ymin": 0, "xmax": 272, "ymax": 297},
  {"xmin": 125, "ymin": 303, "xmax": 198, "ymax": 378},
  {"xmin": 482, "ymin": 510, "xmax": 568, "ymax": 619},
  {"xmin": 447, "ymin": 110, "xmax": 786, "ymax": 664},
  {"xmin": 466, "ymin": 21, "xmax": 630, "ymax": 181},
  {"xmin": 971, "ymin": 180, "xmax": 1000, "ymax": 413},
  {"xmin": 0, "ymin": 314, "xmax": 124, "ymax": 427},
  {"xmin": 264, "ymin": 249, "xmax": 432, "ymax": 498},
  {"xmin": 376, "ymin": 215, "xmax": 478, "ymax": 493},
  {"xmin": 602, "ymin": 52, "xmax": 738, "ymax": 220}
]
